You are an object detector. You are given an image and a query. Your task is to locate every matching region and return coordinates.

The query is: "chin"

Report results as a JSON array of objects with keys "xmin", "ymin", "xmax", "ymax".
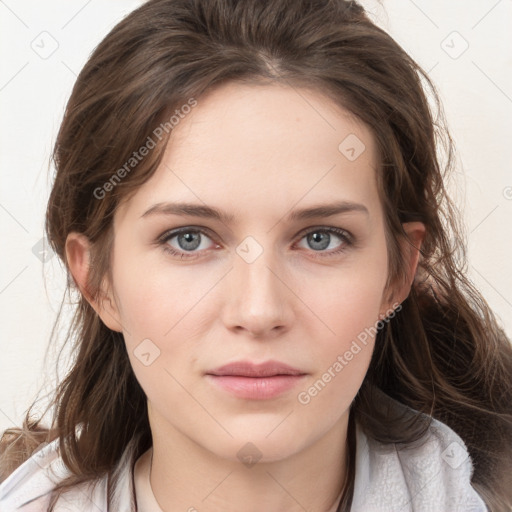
[{"xmin": 204, "ymin": 422, "xmax": 309, "ymax": 464}]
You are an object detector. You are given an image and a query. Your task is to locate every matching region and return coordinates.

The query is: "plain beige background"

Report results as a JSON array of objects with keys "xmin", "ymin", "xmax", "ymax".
[{"xmin": 1, "ymin": 0, "xmax": 511, "ymax": 433}]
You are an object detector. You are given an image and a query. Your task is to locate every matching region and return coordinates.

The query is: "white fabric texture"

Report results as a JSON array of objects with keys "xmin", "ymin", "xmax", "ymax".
[{"xmin": 0, "ymin": 411, "xmax": 487, "ymax": 512}]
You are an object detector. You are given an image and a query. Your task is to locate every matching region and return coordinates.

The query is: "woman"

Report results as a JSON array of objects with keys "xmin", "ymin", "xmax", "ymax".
[{"xmin": 1, "ymin": 0, "xmax": 511, "ymax": 510}]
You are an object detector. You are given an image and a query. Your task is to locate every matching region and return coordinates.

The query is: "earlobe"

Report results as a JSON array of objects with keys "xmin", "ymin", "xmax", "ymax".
[{"xmin": 65, "ymin": 232, "xmax": 123, "ymax": 332}]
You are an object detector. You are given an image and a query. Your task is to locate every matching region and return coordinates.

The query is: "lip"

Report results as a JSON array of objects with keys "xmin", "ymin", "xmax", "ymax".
[
  {"xmin": 207, "ymin": 360, "xmax": 305, "ymax": 377},
  {"xmin": 205, "ymin": 360, "xmax": 307, "ymax": 400}
]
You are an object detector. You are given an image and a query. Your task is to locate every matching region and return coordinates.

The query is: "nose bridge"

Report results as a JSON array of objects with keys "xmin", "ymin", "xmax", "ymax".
[
  {"xmin": 225, "ymin": 236, "xmax": 292, "ymax": 335},
  {"xmin": 237, "ymin": 252, "xmax": 278, "ymax": 302}
]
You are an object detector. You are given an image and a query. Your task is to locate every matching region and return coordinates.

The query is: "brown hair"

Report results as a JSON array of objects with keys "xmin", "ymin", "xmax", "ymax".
[{"xmin": 1, "ymin": 0, "xmax": 511, "ymax": 510}]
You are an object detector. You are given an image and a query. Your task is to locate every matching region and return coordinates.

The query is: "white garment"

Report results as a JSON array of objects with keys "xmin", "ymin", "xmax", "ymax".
[{"xmin": 0, "ymin": 414, "xmax": 487, "ymax": 511}]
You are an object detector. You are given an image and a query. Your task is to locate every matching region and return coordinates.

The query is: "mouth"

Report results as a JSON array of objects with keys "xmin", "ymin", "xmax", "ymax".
[{"xmin": 205, "ymin": 360, "xmax": 307, "ymax": 400}]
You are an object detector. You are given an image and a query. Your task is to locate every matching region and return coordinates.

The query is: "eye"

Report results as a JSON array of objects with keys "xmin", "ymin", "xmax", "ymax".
[
  {"xmin": 295, "ymin": 227, "xmax": 353, "ymax": 257},
  {"xmin": 159, "ymin": 228, "xmax": 219, "ymax": 259},
  {"xmin": 158, "ymin": 225, "xmax": 354, "ymax": 260}
]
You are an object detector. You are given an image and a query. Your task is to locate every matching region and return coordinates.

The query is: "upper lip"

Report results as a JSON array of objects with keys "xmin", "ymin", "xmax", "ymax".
[{"xmin": 206, "ymin": 360, "xmax": 306, "ymax": 377}]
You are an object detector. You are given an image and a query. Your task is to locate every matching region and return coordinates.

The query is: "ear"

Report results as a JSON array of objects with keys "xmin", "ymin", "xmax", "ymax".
[
  {"xmin": 380, "ymin": 221, "xmax": 425, "ymax": 316},
  {"xmin": 65, "ymin": 232, "xmax": 123, "ymax": 332}
]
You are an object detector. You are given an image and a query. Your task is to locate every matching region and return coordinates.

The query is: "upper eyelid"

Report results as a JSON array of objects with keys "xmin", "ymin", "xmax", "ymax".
[
  {"xmin": 296, "ymin": 225, "xmax": 351, "ymax": 238},
  {"xmin": 159, "ymin": 225, "xmax": 353, "ymax": 246},
  {"xmin": 158, "ymin": 225, "xmax": 216, "ymax": 241}
]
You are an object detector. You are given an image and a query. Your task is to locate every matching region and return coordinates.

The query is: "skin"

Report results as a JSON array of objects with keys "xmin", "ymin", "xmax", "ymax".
[{"xmin": 66, "ymin": 82, "xmax": 424, "ymax": 511}]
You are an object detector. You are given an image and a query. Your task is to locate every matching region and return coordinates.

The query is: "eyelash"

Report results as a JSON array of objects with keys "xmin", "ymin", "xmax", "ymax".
[{"xmin": 157, "ymin": 226, "xmax": 354, "ymax": 260}]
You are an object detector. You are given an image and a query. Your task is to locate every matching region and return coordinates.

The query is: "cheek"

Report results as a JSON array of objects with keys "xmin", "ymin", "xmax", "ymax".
[
  {"xmin": 300, "ymin": 252, "xmax": 388, "ymax": 347},
  {"xmin": 294, "ymin": 277, "xmax": 384, "ymax": 423},
  {"xmin": 111, "ymin": 253, "xmax": 222, "ymax": 400},
  {"xmin": 321, "ymin": 278, "xmax": 385, "ymax": 333},
  {"xmin": 294, "ymin": 250, "xmax": 388, "ymax": 401},
  {"xmin": 304, "ymin": 281, "xmax": 381, "ymax": 386},
  {"xmin": 111, "ymin": 248, "xmax": 219, "ymax": 341}
]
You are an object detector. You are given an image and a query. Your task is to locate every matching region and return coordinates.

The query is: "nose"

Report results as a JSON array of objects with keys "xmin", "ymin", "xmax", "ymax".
[{"xmin": 221, "ymin": 245, "xmax": 294, "ymax": 338}]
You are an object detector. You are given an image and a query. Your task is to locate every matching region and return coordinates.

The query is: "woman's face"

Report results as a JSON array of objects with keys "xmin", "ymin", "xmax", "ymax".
[{"xmin": 104, "ymin": 82, "xmax": 402, "ymax": 462}]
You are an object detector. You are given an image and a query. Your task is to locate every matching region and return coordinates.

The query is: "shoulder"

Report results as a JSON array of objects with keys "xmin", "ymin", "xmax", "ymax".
[
  {"xmin": 351, "ymin": 403, "xmax": 488, "ymax": 512},
  {"xmin": 0, "ymin": 438, "xmax": 108, "ymax": 512}
]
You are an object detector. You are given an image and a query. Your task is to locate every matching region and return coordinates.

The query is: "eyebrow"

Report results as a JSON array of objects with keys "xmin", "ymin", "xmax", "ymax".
[{"xmin": 140, "ymin": 200, "xmax": 369, "ymax": 224}]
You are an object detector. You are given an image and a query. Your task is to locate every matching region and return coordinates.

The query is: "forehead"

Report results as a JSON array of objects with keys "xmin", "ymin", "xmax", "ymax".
[
  {"xmin": 116, "ymin": 82, "xmax": 381, "ymax": 224},
  {"xmin": 170, "ymin": 81, "xmax": 374, "ymax": 162}
]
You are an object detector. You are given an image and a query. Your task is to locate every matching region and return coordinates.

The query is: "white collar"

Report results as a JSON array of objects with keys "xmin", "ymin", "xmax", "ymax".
[
  {"xmin": 350, "ymin": 418, "xmax": 487, "ymax": 511},
  {"xmin": 0, "ymin": 409, "xmax": 487, "ymax": 511}
]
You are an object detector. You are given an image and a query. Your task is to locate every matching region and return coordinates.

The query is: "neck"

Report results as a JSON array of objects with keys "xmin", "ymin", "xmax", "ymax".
[{"xmin": 147, "ymin": 410, "xmax": 351, "ymax": 512}]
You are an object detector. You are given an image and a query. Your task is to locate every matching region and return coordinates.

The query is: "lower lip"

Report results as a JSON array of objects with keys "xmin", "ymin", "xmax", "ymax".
[{"xmin": 205, "ymin": 374, "xmax": 306, "ymax": 400}]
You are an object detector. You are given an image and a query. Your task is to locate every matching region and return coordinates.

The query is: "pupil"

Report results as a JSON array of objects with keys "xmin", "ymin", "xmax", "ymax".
[
  {"xmin": 179, "ymin": 232, "xmax": 200, "ymax": 250},
  {"xmin": 309, "ymin": 231, "xmax": 329, "ymax": 250}
]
